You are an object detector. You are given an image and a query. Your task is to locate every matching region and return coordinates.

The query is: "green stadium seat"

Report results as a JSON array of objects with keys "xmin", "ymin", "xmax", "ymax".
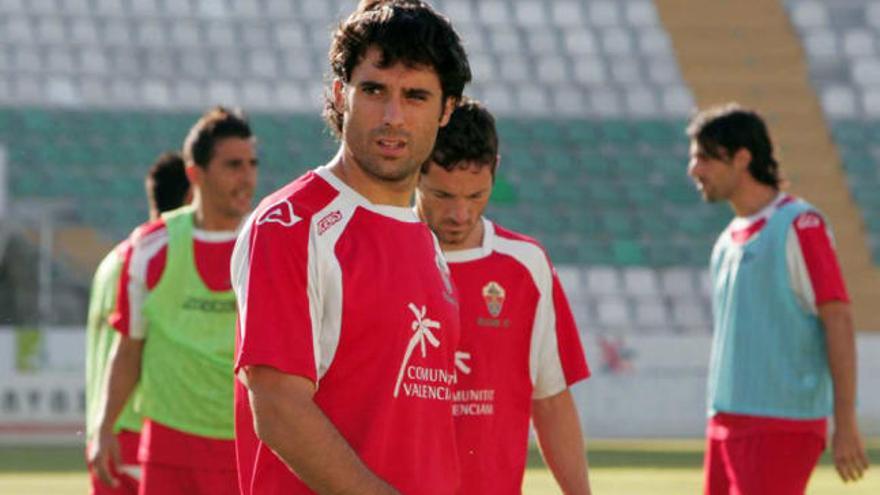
[
  {"xmin": 601, "ymin": 210, "xmax": 637, "ymax": 238},
  {"xmin": 611, "ymin": 240, "xmax": 645, "ymax": 265},
  {"xmin": 832, "ymin": 122, "xmax": 867, "ymax": 147},
  {"xmin": 646, "ymin": 241, "xmax": 687, "ymax": 266},
  {"xmin": 489, "ymin": 175, "xmax": 518, "ymax": 205},
  {"xmin": 576, "ymin": 240, "xmax": 614, "ymax": 265}
]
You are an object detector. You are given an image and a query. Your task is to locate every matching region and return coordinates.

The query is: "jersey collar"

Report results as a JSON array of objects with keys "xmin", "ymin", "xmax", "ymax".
[
  {"xmin": 442, "ymin": 217, "xmax": 495, "ymax": 263},
  {"xmin": 316, "ymin": 163, "xmax": 420, "ymax": 224}
]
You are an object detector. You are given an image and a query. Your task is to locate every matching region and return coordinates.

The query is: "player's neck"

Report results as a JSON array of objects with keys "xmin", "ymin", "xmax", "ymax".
[
  {"xmin": 728, "ymin": 183, "xmax": 779, "ymax": 218},
  {"xmin": 191, "ymin": 198, "xmax": 241, "ymax": 232},
  {"xmin": 441, "ymin": 219, "xmax": 484, "ymax": 252},
  {"xmin": 330, "ymin": 149, "xmax": 416, "ymax": 207}
]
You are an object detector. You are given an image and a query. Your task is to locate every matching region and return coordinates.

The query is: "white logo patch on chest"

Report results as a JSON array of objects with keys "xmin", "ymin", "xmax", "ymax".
[{"xmin": 257, "ymin": 199, "xmax": 301, "ymax": 227}]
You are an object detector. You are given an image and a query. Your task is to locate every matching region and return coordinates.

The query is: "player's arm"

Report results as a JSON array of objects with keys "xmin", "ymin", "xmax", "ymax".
[
  {"xmin": 89, "ymin": 334, "xmax": 144, "ymax": 487},
  {"xmin": 819, "ymin": 302, "xmax": 869, "ymax": 482},
  {"xmin": 243, "ymin": 366, "xmax": 399, "ymax": 494},
  {"xmin": 532, "ymin": 389, "xmax": 591, "ymax": 495},
  {"xmin": 787, "ymin": 212, "xmax": 868, "ymax": 482},
  {"xmin": 88, "ymin": 233, "xmax": 151, "ymax": 486}
]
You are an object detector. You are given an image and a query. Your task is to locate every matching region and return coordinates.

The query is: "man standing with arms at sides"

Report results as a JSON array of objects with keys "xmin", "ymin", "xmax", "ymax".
[
  {"xmin": 90, "ymin": 107, "xmax": 258, "ymax": 495},
  {"xmin": 687, "ymin": 104, "xmax": 869, "ymax": 494},
  {"xmin": 85, "ymin": 151, "xmax": 190, "ymax": 495},
  {"xmin": 416, "ymin": 99, "xmax": 592, "ymax": 495},
  {"xmin": 231, "ymin": 1, "xmax": 471, "ymax": 493}
]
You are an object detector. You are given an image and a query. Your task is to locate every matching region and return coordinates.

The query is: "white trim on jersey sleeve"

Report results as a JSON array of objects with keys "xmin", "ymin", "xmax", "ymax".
[
  {"xmin": 786, "ymin": 225, "xmax": 817, "ymax": 315},
  {"xmin": 231, "ymin": 210, "xmax": 258, "ymax": 344},
  {"xmin": 785, "ymin": 221, "xmax": 838, "ymax": 316},
  {"xmin": 492, "ymin": 229, "xmax": 568, "ymax": 399},
  {"xmin": 126, "ymin": 228, "xmax": 168, "ymax": 340},
  {"xmin": 310, "ymin": 198, "xmax": 357, "ymax": 382}
]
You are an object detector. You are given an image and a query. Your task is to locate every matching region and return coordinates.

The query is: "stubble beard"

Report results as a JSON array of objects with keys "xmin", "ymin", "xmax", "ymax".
[{"xmin": 359, "ymin": 156, "xmax": 421, "ymax": 184}]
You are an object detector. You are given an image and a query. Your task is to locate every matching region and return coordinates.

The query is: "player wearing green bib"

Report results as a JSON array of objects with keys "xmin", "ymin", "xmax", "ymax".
[
  {"xmin": 85, "ymin": 152, "xmax": 189, "ymax": 495},
  {"xmin": 90, "ymin": 108, "xmax": 258, "ymax": 495}
]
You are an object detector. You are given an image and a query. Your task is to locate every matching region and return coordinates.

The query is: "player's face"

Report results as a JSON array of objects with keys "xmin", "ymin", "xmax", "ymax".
[
  {"xmin": 194, "ymin": 137, "xmax": 258, "ymax": 221},
  {"xmin": 417, "ymin": 162, "xmax": 493, "ymax": 250},
  {"xmin": 687, "ymin": 140, "xmax": 739, "ymax": 202},
  {"xmin": 335, "ymin": 46, "xmax": 455, "ymax": 185}
]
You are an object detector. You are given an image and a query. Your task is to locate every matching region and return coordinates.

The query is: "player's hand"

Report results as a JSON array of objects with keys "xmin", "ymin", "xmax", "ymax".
[
  {"xmin": 88, "ymin": 428, "xmax": 122, "ymax": 487},
  {"xmin": 832, "ymin": 422, "xmax": 869, "ymax": 483}
]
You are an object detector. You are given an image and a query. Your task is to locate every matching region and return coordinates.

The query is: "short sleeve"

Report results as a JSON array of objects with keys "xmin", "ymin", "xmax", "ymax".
[
  {"xmin": 531, "ymin": 262, "xmax": 590, "ymax": 399},
  {"xmin": 786, "ymin": 211, "xmax": 850, "ymax": 314},
  {"xmin": 233, "ymin": 203, "xmax": 319, "ymax": 383}
]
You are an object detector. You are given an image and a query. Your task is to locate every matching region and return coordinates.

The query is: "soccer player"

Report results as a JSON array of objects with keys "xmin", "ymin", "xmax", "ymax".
[
  {"xmin": 89, "ymin": 107, "xmax": 258, "ymax": 495},
  {"xmin": 687, "ymin": 104, "xmax": 870, "ymax": 494},
  {"xmin": 85, "ymin": 151, "xmax": 190, "ymax": 495},
  {"xmin": 416, "ymin": 99, "xmax": 592, "ymax": 494},
  {"xmin": 231, "ymin": 1, "xmax": 471, "ymax": 493}
]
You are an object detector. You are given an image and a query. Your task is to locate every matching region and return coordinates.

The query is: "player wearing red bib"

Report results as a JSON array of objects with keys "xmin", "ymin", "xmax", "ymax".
[
  {"xmin": 85, "ymin": 151, "xmax": 190, "ymax": 495},
  {"xmin": 416, "ymin": 99, "xmax": 592, "ymax": 494},
  {"xmin": 231, "ymin": 2, "xmax": 471, "ymax": 494},
  {"xmin": 90, "ymin": 108, "xmax": 258, "ymax": 495}
]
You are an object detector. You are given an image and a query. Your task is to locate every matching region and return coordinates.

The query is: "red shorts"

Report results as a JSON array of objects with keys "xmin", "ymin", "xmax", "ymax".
[
  {"xmin": 704, "ymin": 413, "xmax": 826, "ymax": 495},
  {"xmin": 139, "ymin": 463, "xmax": 239, "ymax": 495},
  {"xmin": 88, "ymin": 430, "xmax": 141, "ymax": 495},
  {"xmin": 137, "ymin": 419, "xmax": 238, "ymax": 495}
]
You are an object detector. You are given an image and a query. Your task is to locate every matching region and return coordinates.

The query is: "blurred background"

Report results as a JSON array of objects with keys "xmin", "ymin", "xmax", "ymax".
[{"xmin": 0, "ymin": 0, "xmax": 878, "ymax": 492}]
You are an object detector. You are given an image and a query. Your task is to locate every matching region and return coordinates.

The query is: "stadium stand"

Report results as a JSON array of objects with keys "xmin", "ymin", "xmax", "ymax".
[
  {"xmin": 787, "ymin": 0, "xmax": 880, "ymax": 265},
  {"xmin": 0, "ymin": 0, "xmax": 721, "ymax": 334}
]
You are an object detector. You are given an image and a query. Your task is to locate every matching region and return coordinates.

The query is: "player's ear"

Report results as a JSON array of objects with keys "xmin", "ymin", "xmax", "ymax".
[
  {"xmin": 332, "ymin": 79, "xmax": 346, "ymax": 114},
  {"xmin": 184, "ymin": 163, "xmax": 202, "ymax": 187},
  {"xmin": 438, "ymin": 96, "xmax": 457, "ymax": 127},
  {"xmin": 732, "ymin": 147, "xmax": 751, "ymax": 172}
]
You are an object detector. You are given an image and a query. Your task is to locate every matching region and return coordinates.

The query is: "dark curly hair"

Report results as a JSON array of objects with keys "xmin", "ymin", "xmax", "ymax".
[
  {"xmin": 423, "ymin": 98, "xmax": 498, "ymax": 177},
  {"xmin": 182, "ymin": 106, "xmax": 253, "ymax": 169},
  {"xmin": 686, "ymin": 103, "xmax": 781, "ymax": 189},
  {"xmin": 323, "ymin": 0, "xmax": 471, "ymax": 138}
]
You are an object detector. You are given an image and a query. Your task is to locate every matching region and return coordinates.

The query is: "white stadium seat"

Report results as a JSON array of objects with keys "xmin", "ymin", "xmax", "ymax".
[
  {"xmin": 790, "ymin": 1, "xmax": 829, "ymax": 29},
  {"xmin": 822, "ymin": 85, "xmax": 858, "ymax": 118},
  {"xmin": 585, "ymin": 266, "xmax": 622, "ymax": 297},
  {"xmin": 625, "ymin": 0, "xmax": 660, "ymax": 27},
  {"xmin": 622, "ymin": 267, "xmax": 661, "ymax": 297},
  {"xmin": 588, "ymin": 1, "xmax": 621, "ymax": 28},
  {"xmin": 514, "ymin": 0, "xmax": 547, "ymax": 27},
  {"xmin": 551, "ymin": 1, "xmax": 586, "ymax": 29},
  {"xmin": 596, "ymin": 296, "xmax": 631, "ymax": 327}
]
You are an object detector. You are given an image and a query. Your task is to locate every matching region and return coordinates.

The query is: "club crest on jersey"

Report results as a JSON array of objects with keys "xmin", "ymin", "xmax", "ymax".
[
  {"xmin": 257, "ymin": 199, "xmax": 300, "ymax": 227},
  {"xmin": 482, "ymin": 281, "xmax": 506, "ymax": 317}
]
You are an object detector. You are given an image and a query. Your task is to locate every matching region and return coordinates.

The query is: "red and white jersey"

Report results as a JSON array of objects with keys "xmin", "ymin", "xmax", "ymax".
[
  {"xmin": 232, "ymin": 166, "xmax": 461, "ymax": 495},
  {"xmin": 725, "ymin": 193, "xmax": 849, "ymax": 313},
  {"xmin": 111, "ymin": 219, "xmax": 238, "ymax": 339},
  {"xmin": 444, "ymin": 219, "xmax": 589, "ymax": 494}
]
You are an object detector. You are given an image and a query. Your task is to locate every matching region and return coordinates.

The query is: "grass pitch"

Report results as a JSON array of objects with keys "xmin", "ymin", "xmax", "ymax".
[{"xmin": 0, "ymin": 439, "xmax": 877, "ymax": 494}]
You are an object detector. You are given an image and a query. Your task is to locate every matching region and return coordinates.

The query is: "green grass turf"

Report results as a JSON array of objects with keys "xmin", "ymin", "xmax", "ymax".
[{"xmin": 0, "ymin": 440, "xmax": 877, "ymax": 494}]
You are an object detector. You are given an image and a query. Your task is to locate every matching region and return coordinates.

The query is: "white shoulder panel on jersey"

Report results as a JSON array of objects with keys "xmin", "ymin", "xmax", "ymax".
[
  {"xmin": 491, "ymin": 227, "xmax": 567, "ymax": 399},
  {"xmin": 127, "ymin": 226, "xmax": 169, "ymax": 340},
  {"xmin": 309, "ymin": 197, "xmax": 359, "ymax": 382}
]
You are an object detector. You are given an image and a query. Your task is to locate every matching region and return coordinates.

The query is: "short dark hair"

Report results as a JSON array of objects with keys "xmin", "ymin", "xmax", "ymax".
[
  {"xmin": 145, "ymin": 151, "xmax": 189, "ymax": 215},
  {"xmin": 323, "ymin": 0, "xmax": 472, "ymax": 138},
  {"xmin": 182, "ymin": 106, "xmax": 253, "ymax": 168},
  {"xmin": 686, "ymin": 103, "xmax": 781, "ymax": 189},
  {"xmin": 424, "ymin": 98, "xmax": 498, "ymax": 177}
]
